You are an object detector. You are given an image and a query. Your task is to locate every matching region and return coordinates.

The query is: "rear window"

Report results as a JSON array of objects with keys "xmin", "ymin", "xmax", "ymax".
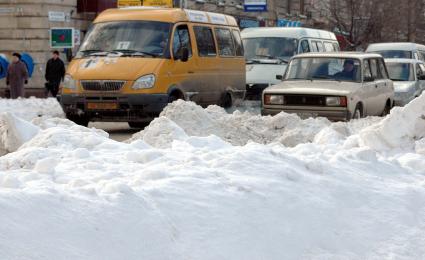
[
  {"xmin": 214, "ymin": 28, "xmax": 235, "ymax": 56},
  {"xmin": 194, "ymin": 26, "xmax": 216, "ymax": 57},
  {"xmin": 373, "ymin": 50, "xmax": 412, "ymax": 59}
]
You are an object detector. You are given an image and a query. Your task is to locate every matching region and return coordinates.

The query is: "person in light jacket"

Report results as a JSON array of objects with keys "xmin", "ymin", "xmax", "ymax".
[{"xmin": 6, "ymin": 53, "xmax": 28, "ymax": 99}]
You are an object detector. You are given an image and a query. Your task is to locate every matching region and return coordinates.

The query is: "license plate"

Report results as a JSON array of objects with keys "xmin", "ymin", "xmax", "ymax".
[
  {"xmin": 87, "ymin": 102, "xmax": 118, "ymax": 110},
  {"xmin": 297, "ymin": 112, "xmax": 318, "ymax": 119}
]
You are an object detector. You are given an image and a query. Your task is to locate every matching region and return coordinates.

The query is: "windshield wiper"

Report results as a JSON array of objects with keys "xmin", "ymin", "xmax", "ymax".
[{"xmin": 112, "ymin": 49, "xmax": 158, "ymax": 58}]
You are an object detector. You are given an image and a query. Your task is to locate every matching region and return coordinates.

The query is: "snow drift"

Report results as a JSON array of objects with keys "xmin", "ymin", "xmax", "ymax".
[{"xmin": 0, "ymin": 94, "xmax": 425, "ymax": 259}]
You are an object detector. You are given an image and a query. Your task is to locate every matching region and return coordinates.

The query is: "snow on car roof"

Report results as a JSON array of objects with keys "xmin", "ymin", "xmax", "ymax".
[
  {"xmin": 241, "ymin": 27, "xmax": 337, "ymax": 41},
  {"xmin": 366, "ymin": 42, "xmax": 425, "ymax": 52},
  {"xmin": 293, "ymin": 52, "xmax": 382, "ymax": 59}
]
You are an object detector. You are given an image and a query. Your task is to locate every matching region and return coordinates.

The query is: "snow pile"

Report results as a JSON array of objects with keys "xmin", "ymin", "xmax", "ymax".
[
  {"xmin": 131, "ymin": 100, "xmax": 380, "ymax": 148},
  {"xmin": 0, "ymin": 97, "xmax": 64, "ymax": 121},
  {"xmin": 358, "ymin": 93, "xmax": 425, "ymax": 151},
  {"xmin": 0, "ymin": 96, "xmax": 425, "ymax": 259},
  {"xmin": 0, "ymin": 113, "xmax": 40, "ymax": 156}
]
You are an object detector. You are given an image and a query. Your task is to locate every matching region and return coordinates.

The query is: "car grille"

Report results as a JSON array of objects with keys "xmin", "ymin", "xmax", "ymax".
[
  {"xmin": 81, "ymin": 80, "xmax": 125, "ymax": 91},
  {"xmin": 283, "ymin": 95, "xmax": 326, "ymax": 106}
]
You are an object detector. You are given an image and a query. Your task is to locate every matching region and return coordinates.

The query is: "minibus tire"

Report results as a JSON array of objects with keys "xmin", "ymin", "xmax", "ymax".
[
  {"xmin": 128, "ymin": 121, "xmax": 149, "ymax": 129},
  {"xmin": 67, "ymin": 114, "xmax": 89, "ymax": 127},
  {"xmin": 168, "ymin": 91, "xmax": 184, "ymax": 103},
  {"xmin": 222, "ymin": 93, "xmax": 232, "ymax": 108}
]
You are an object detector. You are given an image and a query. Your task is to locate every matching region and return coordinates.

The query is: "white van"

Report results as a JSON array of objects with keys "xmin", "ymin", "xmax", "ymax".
[
  {"xmin": 241, "ymin": 27, "xmax": 339, "ymax": 99},
  {"xmin": 366, "ymin": 42, "xmax": 425, "ymax": 61}
]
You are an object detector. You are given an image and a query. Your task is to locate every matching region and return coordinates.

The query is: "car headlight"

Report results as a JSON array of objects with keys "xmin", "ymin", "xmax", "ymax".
[
  {"xmin": 63, "ymin": 75, "xmax": 76, "ymax": 89},
  {"xmin": 326, "ymin": 96, "xmax": 347, "ymax": 107},
  {"xmin": 132, "ymin": 74, "xmax": 155, "ymax": 89},
  {"xmin": 264, "ymin": 94, "xmax": 284, "ymax": 105}
]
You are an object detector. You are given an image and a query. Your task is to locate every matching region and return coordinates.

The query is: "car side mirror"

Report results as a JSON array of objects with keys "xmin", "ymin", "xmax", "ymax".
[
  {"xmin": 363, "ymin": 76, "xmax": 375, "ymax": 82},
  {"xmin": 276, "ymin": 75, "xmax": 283, "ymax": 81}
]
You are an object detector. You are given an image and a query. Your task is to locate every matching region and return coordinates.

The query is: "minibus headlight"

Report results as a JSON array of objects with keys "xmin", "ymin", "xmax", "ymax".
[
  {"xmin": 63, "ymin": 75, "xmax": 76, "ymax": 90},
  {"xmin": 133, "ymin": 74, "xmax": 156, "ymax": 89}
]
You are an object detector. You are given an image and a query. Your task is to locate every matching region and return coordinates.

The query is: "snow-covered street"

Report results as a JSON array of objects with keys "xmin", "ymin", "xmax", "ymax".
[{"xmin": 0, "ymin": 95, "xmax": 424, "ymax": 259}]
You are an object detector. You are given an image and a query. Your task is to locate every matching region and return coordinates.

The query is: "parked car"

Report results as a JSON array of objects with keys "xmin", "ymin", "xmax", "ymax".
[
  {"xmin": 262, "ymin": 52, "xmax": 394, "ymax": 121},
  {"xmin": 385, "ymin": 58, "xmax": 425, "ymax": 106},
  {"xmin": 61, "ymin": 7, "xmax": 246, "ymax": 127},
  {"xmin": 366, "ymin": 42, "xmax": 425, "ymax": 61},
  {"xmin": 241, "ymin": 27, "xmax": 339, "ymax": 99}
]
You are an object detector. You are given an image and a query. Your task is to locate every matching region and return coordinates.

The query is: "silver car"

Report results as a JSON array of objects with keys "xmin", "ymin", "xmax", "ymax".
[
  {"xmin": 385, "ymin": 58, "xmax": 425, "ymax": 106},
  {"xmin": 262, "ymin": 52, "xmax": 394, "ymax": 121}
]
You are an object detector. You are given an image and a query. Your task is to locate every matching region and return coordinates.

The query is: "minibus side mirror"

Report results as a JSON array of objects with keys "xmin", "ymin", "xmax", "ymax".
[{"xmin": 180, "ymin": 48, "xmax": 189, "ymax": 62}]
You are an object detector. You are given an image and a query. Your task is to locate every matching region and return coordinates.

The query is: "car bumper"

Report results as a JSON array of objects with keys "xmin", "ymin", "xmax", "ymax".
[
  {"xmin": 60, "ymin": 94, "xmax": 169, "ymax": 122},
  {"xmin": 262, "ymin": 107, "xmax": 351, "ymax": 121}
]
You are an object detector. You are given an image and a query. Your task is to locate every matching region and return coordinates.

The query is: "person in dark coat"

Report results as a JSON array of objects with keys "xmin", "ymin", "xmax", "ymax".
[
  {"xmin": 45, "ymin": 50, "xmax": 65, "ymax": 97},
  {"xmin": 6, "ymin": 53, "xmax": 29, "ymax": 99}
]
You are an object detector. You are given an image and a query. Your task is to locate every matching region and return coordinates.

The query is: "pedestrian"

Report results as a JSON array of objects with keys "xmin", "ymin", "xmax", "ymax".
[
  {"xmin": 45, "ymin": 50, "xmax": 65, "ymax": 97},
  {"xmin": 6, "ymin": 53, "xmax": 29, "ymax": 99}
]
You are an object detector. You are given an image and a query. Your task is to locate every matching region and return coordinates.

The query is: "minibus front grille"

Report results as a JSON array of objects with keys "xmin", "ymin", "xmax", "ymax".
[{"xmin": 81, "ymin": 81, "xmax": 125, "ymax": 91}]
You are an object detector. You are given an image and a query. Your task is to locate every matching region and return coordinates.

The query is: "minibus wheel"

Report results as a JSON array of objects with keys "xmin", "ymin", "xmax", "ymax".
[
  {"xmin": 222, "ymin": 93, "xmax": 232, "ymax": 108},
  {"xmin": 128, "ymin": 121, "xmax": 149, "ymax": 129},
  {"xmin": 66, "ymin": 114, "xmax": 89, "ymax": 127},
  {"xmin": 168, "ymin": 90, "xmax": 184, "ymax": 103}
]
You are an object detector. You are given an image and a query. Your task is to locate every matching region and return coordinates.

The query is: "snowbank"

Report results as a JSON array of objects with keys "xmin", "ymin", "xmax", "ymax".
[
  {"xmin": 0, "ymin": 96, "xmax": 425, "ymax": 259},
  {"xmin": 0, "ymin": 97, "xmax": 64, "ymax": 121}
]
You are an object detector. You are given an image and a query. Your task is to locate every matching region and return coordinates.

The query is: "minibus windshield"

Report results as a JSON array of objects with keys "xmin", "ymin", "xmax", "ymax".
[
  {"xmin": 78, "ymin": 21, "xmax": 171, "ymax": 58},
  {"xmin": 373, "ymin": 50, "xmax": 412, "ymax": 59},
  {"xmin": 386, "ymin": 63, "xmax": 414, "ymax": 81},
  {"xmin": 243, "ymin": 37, "xmax": 297, "ymax": 63},
  {"xmin": 285, "ymin": 57, "xmax": 361, "ymax": 82}
]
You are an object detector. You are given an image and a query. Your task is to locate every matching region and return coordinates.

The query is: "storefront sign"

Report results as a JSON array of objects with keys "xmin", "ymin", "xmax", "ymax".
[
  {"xmin": 50, "ymin": 28, "xmax": 74, "ymax": 48},
  {"xmin": 118, "ymin": 0, "xmax": 142, "ymax": 7},
  {"xmin": 277, "ymin": 19, "xmax": 302, "ymax": 27},
  {"xmin": 48, "ymin": 11, "xmax": 66, "ymax": 22},
  {"xmin": 143, "ymin": 0, "xmax": 173, "ymax": 7},
  {"xmin": 244, "ymin": 0, "xmax": 267, "ymax": 12}
]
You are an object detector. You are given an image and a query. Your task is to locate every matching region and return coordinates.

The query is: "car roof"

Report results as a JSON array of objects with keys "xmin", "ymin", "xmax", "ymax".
[
  {"xmin": 95, "ymin": 7, "xmax": 238, "ymax": 27},
  {"xmin": 366, "ymin": 42, "xmax": 425, "ymax": 51},
  {"xmin": 293, "ymin": 52, "xmax": 382, "ymax": 59},
  {"xmin": 384, "ymin": 58, "xmax": 424, "ymax": 64},
  {"xmin": 241, "ymin": 27, "xmax": 337, "ymax": 41}
]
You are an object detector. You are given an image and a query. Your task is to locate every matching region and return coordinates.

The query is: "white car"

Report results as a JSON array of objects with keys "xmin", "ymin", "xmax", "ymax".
[
  {"xmin": 262, "ymin": 52, "xmax": 394, "ymax": 121},
  {"xmin": 385, "ymin": 58, "xmax": 425, "ymax": 106}
]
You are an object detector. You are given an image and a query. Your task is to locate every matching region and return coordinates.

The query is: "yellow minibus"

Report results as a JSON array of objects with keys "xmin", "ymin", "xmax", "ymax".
[{"xmin": 60, "ymin": 7, "xmax": 245, "ymax": 127}]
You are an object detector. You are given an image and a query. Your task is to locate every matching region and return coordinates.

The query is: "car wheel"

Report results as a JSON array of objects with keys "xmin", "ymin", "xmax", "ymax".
[
  {"xmin": 128, "ymin": 121, "xmax": 149, "ymax": 129},
  {"xmin": 381, "ymin": 102, "xmax": 391, "ymax": 117},
  {"xmin": 352, "ymin": 104, "xmax": 363, "ymax": 120}
]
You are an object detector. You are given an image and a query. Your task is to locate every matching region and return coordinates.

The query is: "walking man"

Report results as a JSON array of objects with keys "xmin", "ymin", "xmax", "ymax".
[
  {"xmin": 45, "ymin": 51, "xmax": 65, "ymax": 97},
  {"xmin": 6, "ymin": 53, "xmax": 29, "ymax": 99}
]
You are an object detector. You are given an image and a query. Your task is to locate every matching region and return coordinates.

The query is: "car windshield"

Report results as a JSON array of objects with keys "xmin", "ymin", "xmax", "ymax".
[
  {"xmin": 285, "ymin": 57, "xmax": 361, "ymax": 82},
  {"xmin": 386, "ymin": 63, "xmax": 414, "ymax": 81},
  {"xmin": 373, "ymin": 50, "xmax": 412, "ymax": 59},
  {"xmin": 243, "ymin": 37, "xmax": 297, "ymax": 63},
  {"xmin": 77, "ymin": 21, "xmax": 171, "ymax": 58}
]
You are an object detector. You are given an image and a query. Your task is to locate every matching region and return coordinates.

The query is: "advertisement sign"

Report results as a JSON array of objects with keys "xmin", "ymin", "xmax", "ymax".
[
  {"xmin": 143, "ymin": 0, "xmax": 173, "ymax": 7},
  {"xmin": 118, "ymin": 0, "xmax": 142, "ymax": 7},
  {"xmin": 50, "ymin": 28, "xmax": 74, "ymax": 48},
  {"xmin": 48, "ymin": 11, "xmax": 65, "ymax": 22},
  {"xmin": 244, "ymin": 0, "xmax": 267, "ymax": 12}
]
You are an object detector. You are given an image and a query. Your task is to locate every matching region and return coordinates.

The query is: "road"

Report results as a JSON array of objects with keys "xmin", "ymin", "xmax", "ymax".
[{"xmin": 90, "ymin": 122, "xmax": 141, "ymax": 142}]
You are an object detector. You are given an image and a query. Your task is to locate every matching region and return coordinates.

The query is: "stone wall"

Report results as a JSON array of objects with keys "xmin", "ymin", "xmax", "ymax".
[{"xmin": 0, "ymin": 0, "xmax": 94, "ymax": 92}]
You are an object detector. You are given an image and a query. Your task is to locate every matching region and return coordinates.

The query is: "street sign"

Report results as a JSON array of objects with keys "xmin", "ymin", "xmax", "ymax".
[
  {"xmin": 48, "ymin": 11, "xmax": 66, "ymax": 22},
  {"xmin": 50, "ymin": 28, "xmax": 74, "ymax": 48},
  {"xmin": 118, "ymin": 0, "xmax": 142, "ymax": 7},
  {"xmin": 143, "ymin": 0, "xmax": 173, "ymax": 7},
  {"xmin": 244, "ymin": 0, "xmax": 267, "ymax": 12}
]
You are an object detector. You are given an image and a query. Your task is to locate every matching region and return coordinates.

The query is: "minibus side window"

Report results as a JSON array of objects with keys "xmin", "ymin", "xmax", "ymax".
[
  {"xmin": 333, "ymin": 43, "xmax": 340, "ymax": 51},
  {"xmin": 193, "ymin": 26, "xmax": 217, "ymax": 57},
  {"xmin": 214, "ymin": 28, "xmax": 236, "ymax": 57},
  {"xmin": 324, "ymin": 42, "xmax": 334, "ymax": 52},
  {"xmin": 299, "ymin": 40, "xmax": 310, "ymax": 53},
  {"xmin": 173, "ymin": 24, "xmax": 192, "ymax": 58},
  {"xmin": 231, "ymin": 29, "xmax": 244, "ymax": 56},
  {"xmin": 311, "ymin": 41, "xmax": 319, "ymax": 52}
]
